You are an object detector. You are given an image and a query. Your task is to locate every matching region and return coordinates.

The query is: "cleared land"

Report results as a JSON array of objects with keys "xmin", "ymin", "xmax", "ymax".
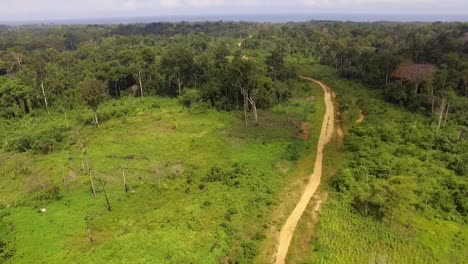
[{"xmin": 0, "ymin": 80, "xmax": 326, "ymax": 263}]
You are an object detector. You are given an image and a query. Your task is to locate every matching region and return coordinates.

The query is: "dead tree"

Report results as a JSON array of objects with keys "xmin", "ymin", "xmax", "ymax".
[
  {"xmin": 138, "ymin": 69, "xmax": 144, "ymax": 97},
  {"xmin": 88, "ymin": 171, "xmax": 97, "ymax": 199},
  {"xmin": 98, "ymin": 178, "xmax": 112, "ymax": 212},
  {"xmin": 239, "ymin": 87, "xmax": 258, "ymax": 126},
  {"xmin": 76, "ymin": 130, "xmax": 96, "ymax": 199},
  {"xmin": 443, "ymin": 103, "xmax": 450, "ymax": 128},
  {"xmin": 122, "ymin": 167, "xmax": 130, "ymax": 193},
  {"xmin": 40, "ymin": 81, "xmax": 49, "ymax": 114},
  {"xmin": 437, "ymin": 98, "xmax": 447, "ymax": 131}
]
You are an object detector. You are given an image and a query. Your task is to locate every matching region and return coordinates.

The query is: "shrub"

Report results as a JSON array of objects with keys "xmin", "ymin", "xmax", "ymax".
[
  {"xmin": 179, "ymin": 89, "xmax": 210, "ymax": 113},
  {"xmin": 0, "ymin": 239, "xmax": 15, "ymax": 262},
  {"xmin": 241, "ymin": 240, "xmax": 258, "ymax": 261},
  {"xmin": 284, "ymin": 140, "xmax": 307, "ymax": 161},
  {"xmin": 33, "ymin": 185, "xmax": 62, "ymax": 202},
  {"xmin": 8, "ymin": 126, "xmax": 68, "ymax": 154},
  {"xmin": 332, "ymin": 169, "xmax": 356, "ymax": 192},
  {"xmin": 202, "ymin": 163, "xmax": 248, "ymax": 187},
  {"xmin": 179, "ymin": 89, "xmax": 202, "ymax": 108}
]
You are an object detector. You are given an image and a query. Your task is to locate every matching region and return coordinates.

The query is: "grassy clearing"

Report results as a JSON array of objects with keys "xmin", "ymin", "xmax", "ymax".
[
  {"xmin": 0, "ymin": 80, "xmax": 324, "ymax": 263},
  {"xmin": 289, "ymin": 64, "xmax": 468, "ymax": 264}
]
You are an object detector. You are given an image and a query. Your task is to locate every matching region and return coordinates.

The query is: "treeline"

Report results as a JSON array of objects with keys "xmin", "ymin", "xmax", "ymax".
[
  {"xmin": 1, "ymin": 28, "xmax": 297, "ymax": 126},
  {"xmin": 240, "ymin": 22, "xmax": 468, "ymax": 121},
  {"xmin": 1, "ymin": 21, "xmax": 467, "ymax": 126}
]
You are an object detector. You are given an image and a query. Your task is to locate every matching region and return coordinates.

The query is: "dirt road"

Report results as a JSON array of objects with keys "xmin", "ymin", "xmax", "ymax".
[{"xmin": 274, "ymin": 77, "xmax": 335, "ymax": 264}]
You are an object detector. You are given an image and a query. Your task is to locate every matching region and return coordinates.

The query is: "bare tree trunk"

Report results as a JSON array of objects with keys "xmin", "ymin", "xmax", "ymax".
[
  {"xmin": 243, "ymin": 94, "xmax": 248, "ymax": 127},
  {"xmin": 103, "ymin": 189, "xmax": 111, "ymax": 212},
  {"xmin": 122, "ymin": 168, "xmax": 129, "ymax": 193},
  {"xmin": 78, "ymin": 134, "xmax": 96, "ymax": 199},
  {"xmin": 437, "ymin": 98, "xmax": 446, "ymax": 131},
  {"xmin": 252, "ymin": 103, "xmax": 258, "ymax": 125},
  {"xmin": 89, "ymin": 171, "xmax": 97, "ymax": 199},
  {"xmin": 247, "ymin": 96, "xmax": 258, "ymax": 125},
  {"xmin": 138, "ymin": 70, "xmax": 144, "ymax": 97},
  {"xmin": 98, "ymin": 179, "xmax": 111, "ymax": 212},
  {"xmin": 443, "ymin": 103, "xmax": 450, "ymax": 128},
  {"xmin": 41, "ymin": 81, "xmax": 49, "ymax": 113},
  {"xmin": 94, "ymin": 112, "xmax": 100, "ymax": 128},
  {"xmin": 177, "ymin": 79, "xmax": 183, "ymax": 95},
  {"xmin": 242, "ymin": 90, "xmax": 258, "ymax": 126},
  {"xmin": 431, "ymin": 86, "xmax": 435, "ymax": 113}
]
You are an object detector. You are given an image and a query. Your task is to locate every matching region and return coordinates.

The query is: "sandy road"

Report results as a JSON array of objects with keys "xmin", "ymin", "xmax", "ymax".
[{"xmin": 274, "ymin": 77, "xmax": 335, "ymax": 264}]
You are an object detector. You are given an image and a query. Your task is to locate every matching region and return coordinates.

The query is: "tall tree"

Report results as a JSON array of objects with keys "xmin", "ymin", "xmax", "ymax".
[
  {"xmin": 80, "ymin": 80, "xmax": 108, "ymax": 128},
  {"xmin": 0, "ymin": 77, "xmax": 33, "ymax": 118},
  {"xmin": 228, "ymin": 56, "xmax": 260, "ymax": 125},
  {"xmin": 265, "ymin": 47, "xmax": 287, "ymax": 81},
  {"xmin": 161, "ymin": 45, "xmax": 196, "ymax": 95}
]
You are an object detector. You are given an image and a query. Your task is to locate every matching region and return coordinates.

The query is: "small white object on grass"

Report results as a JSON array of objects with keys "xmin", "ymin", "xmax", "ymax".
[{"xmin": 40, "ymin": 208, "xmax": 46, "ymax": 213}]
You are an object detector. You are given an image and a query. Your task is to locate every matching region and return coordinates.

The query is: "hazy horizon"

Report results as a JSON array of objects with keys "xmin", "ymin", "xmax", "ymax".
[
  {"xmin": 1, "ymin": 12, "xmax": 468, "ymax": 26},
  {"xmin": 0, "ymin": 0, "xmax": 467, "ymax": 24}
]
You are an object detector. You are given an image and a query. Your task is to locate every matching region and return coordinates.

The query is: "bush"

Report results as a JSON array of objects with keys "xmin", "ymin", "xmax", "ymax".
[
  {"xmin": 8, "ymin": 126, "xmax": 68, "ymax": 154},
  {"xmin": 284, "ymin": 140, "xmax": 307, "ymax": 161},
  {"xmin": 201, "ymin": 163, "xmax": 248, "ymax": 187},
  {"xmin": 33, "ymin": 185, "xmax": 62, "ymax": 202},
  {"xmin": 332, "ymin": 169, "xmax": 356, "ymax": 192},
  {"xmin": 0, "ymin": 239, "xmax": 15, "ymax": 262},
  {"xmin": 100, "ymin": 101, "xmax": 132, "ymax": 120},
  {"xmin": 179, "ymin": 89, "xmax": 202, "ymax": 108},
  {"xmin": 179, "ymin": 89, "xmax": 210, "ymax": 113},
  {"xmin": 241, "ymin": 240, "xmax": 258, "ymax": 261}
]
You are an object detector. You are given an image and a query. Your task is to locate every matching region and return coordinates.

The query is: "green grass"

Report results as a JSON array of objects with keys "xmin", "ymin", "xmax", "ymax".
[{"xmin": 0, "ymin": 80, "xmax": 324, "ymax": 263}]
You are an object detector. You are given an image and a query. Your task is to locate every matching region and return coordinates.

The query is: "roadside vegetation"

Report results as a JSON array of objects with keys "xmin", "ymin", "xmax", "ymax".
[{"xmin": 289, "ymin": 65, "xmax": 467, "ymax": 264}]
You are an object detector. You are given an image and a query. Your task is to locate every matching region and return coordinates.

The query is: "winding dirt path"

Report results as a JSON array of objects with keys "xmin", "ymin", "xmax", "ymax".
[{"xmin": 274, "ymin": 77, "xmax": 335, "ymax": 264}]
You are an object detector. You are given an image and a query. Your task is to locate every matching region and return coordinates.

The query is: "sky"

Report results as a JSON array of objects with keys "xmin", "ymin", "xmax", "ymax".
[{"xmin": 0, "ymin": 0, "xmax": 467, "ymax": 21}]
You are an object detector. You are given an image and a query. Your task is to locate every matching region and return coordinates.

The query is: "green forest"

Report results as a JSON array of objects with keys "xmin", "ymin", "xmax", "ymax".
[{"xmin": 0, "ymin": 20, "xmax": 467, "ymax": 263}]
